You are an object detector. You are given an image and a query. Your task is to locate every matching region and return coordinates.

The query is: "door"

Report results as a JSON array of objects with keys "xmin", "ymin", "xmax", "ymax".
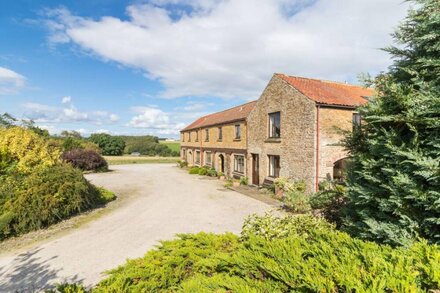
[
  {"xmin": 219, "ymin": 154, "xmax": 225, "ymax": 173},
  {"xmin": 252, "ymin": 154, "xmax": 259, "ymax": 185}
]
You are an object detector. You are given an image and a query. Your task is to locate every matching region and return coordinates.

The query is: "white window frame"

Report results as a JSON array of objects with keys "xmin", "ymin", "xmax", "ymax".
[
  {"xmin": 205, "ymin": 151, "xmax": 212, "ymax": 166},
  {"xmin": 268, "ymin": 155, "xmax": 280, "ymax": 178},
  {"xmin": 269, "ymin": 112, "xmax": 281, "ymax": 138},
  {"xmin": 234, "ymin": 155, "xmax": 245, "ymax": 174}
]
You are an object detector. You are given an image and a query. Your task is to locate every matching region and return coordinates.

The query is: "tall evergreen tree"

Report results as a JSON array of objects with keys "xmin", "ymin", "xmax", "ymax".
[{"xmin": 343, "ymin": 0, "xmax": 440, "ymax": 246}]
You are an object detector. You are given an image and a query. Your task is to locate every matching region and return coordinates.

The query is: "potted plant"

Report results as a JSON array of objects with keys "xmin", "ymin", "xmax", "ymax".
[{"xmin": 218, "ymin": 171, "xmax": 225, "ymax": 180}]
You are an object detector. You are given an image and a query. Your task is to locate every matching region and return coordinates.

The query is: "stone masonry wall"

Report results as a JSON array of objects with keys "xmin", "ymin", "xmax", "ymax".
[
  {"xmin": 247, "ymin": 75, "xmax": 317, "ymax": 192},
  {"xmin": 318, "ymin": 107, "xmax": 353, "ymax": 181}
]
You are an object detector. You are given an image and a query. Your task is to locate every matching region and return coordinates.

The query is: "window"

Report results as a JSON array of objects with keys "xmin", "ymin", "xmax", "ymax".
[
  {"xmin": 205, "ymin": 151, "xmax": 212, "ymax": 165},
  {"xmin": 188, "ymin": 132, "xmax": 191, "ymax": 142},
  {"xmin": 182, "ymin": 149, "xmax": 186, "ymax": 158},
  {"xmin": 269, "ymin": 112, "xmax": 281, "ymax": 138},
  {"xmin": 205, "ymin": 129, "xmax": 209, "ymax": 141},
  {"xmin": 352, "ymin": 113, "xmax": 362, "ymax": 129},
  {"xmin": 181, "ymin": 133, "xmax": 185, "ymax": 142},
  {"xmin": 235, "ymin": 124, "xmax": 241, "ymax": 139},
  {"xmin": 234, "ymin": 155, "xmax": 245, "ymax": 173},
  {"xmin": 195, "ymin": 130, "xmax": 199, "ymax": 141},
  {"xmin": 218, "ymin": 127, "xmax": 223, "ymax": 140},
  {"xmin": 195, "ymin": 151, "xmax": 200, "ymax": 164},
  {"xmin": 268, "ymin": 155, "xmax": 280, "ymax": 178}
]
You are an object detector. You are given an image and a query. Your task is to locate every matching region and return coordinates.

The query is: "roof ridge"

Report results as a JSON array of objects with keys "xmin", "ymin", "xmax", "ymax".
[
  {"xmin": 275, "ymin": 73, "xmax": 370, "ymax": 89},
  {"xmin": 200, "ymin": 100, "xmax": 257, "ymax": 118}
]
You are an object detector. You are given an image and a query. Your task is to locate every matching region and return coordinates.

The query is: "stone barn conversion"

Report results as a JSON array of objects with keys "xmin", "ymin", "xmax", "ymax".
[{"xmin": 180, "ymin": 73, "xmax": 374, "ymax": 192}]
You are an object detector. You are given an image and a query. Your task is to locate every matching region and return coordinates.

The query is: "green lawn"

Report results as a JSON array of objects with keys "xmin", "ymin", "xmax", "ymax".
[
  {"xmin": 104, "ymin": 156, "xmax": 179, "ymax": 165},
  {"xmin": 159, "ymin": 141, "xmax": 180, "ymax": 152}
]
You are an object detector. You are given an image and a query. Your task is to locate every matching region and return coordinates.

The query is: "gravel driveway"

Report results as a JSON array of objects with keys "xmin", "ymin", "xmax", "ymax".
[{"xmin": 0, "ymin": 164, "xmax": 273, "ymax": 291}]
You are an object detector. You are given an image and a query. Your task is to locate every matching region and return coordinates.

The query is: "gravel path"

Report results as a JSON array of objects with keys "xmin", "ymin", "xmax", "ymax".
[{"xmin": 0, "ymin": 164, "xmax": 274, "ymax": 291}]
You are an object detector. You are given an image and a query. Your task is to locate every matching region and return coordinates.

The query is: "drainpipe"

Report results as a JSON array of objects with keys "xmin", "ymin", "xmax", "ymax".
[{"xmin": 315, "ymin": 105, "xmax": 320, "ymax": 192}]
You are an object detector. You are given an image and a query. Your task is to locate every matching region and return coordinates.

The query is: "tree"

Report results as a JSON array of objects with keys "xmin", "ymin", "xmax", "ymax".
[
  {"xmin": 89, "ymin": 133, "xmax": 125, "ymax": 156},
  {"xmin": 343, "ymin": 0, "xmax": 440, "ymax": 246}
]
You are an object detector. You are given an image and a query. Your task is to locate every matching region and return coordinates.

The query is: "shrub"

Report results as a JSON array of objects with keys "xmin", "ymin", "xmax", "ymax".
[
  {"xmin": 207, "ymin": 167, "xmax": 217, "ymax": 177},
  {"xmin": 0, "ymin": 127, "xmax": 60, "ymax": 174},
  {"xmin": 310, "ymin": 180, "xmax": 348, "ymax": 227},
  {"xmin": 177, "ymin": 160, "xmax": 188, "ymax": 168},
  {"xmin": 198, "ymin": 167, "xmax": 208, "ymax": 176},
  {"xmin": 281, "ymin": 180, "xmax": 310, "ymax": 213},
  {"xmin": 239, "ymin": 176, "xmax": 248, "ymax": 185},
  {"xmin": 61, "ymin": 149, "xmax": 108, "ymax": 172},
  {"xmin": 188, "ymin": 166, "xmax": 200, "ymax": 174},
  {"xmin": 224, "ymin": 179, "xmax": 233, "ymax": 187},
  {"xmin": 217, "ymin": 171, "xmax": 224, "ymax": 177},
  {"xmin": 0, "ymin": 164, "xmax": 113, "ymax": 240},
  {"xmin": 90, "ymin": 215, "xmax": 440, "ymax": 292}
]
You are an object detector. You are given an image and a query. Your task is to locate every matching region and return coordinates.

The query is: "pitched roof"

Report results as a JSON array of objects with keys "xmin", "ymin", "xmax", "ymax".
[
  {"xmin": 181, "ymin": 101, "xmax": 257, "ymax": 131},
  {"xmin": 276, "ymin": 73, "xmax": 374, "ymax": 107}
]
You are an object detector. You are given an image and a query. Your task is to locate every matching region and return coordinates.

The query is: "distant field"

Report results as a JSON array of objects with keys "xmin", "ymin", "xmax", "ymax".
[
  {"xmin": 159, "ymin": 141, "xmax": 180, "ymax": 152},
  {"xmin": 104, "ymin": 156, "xmax": 178, "ymax": 165}
]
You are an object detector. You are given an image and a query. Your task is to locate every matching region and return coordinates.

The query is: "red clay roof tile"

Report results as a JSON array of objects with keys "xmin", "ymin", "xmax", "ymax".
[
  {"xmin": 276, "ymin": 73, "xmax": 374, "ymax": 107},
  {"xmin": 181, "ymin": 101, "xmax": 257, "ymax": 131}
]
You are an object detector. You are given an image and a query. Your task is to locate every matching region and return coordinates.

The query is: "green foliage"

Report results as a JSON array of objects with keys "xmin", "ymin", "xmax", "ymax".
[
  {"xmin": 239, "ymin": 176, "xmax": 248, "ymax": 185},
  {"xmin": 188, "ymin": 166, "xmax": 201, "ymax": 174},
  {"xmin": 177, "ymin": 160, "xmax": 188, "ymax": 168},
  {"xmin": 119, "ymin": 136, "xmax": 179, "ymax": 157},
  {"xmin": 310, "ymin": 180, "xmax": 348, "ymax": 227},
  {"xmin": 207, "ymin": 167, "xmax": 217, "ymax": 177},
  {"xmin": 198, "ymin": 166, "xmax": 208, "ymax": 176},
  {"xmin": 279, "ymin": 180, "xmax": 310, "ymax": 213},
  {"xmin": 0, "ymin": 163, "xmax": 112, "ymax": 240},
  {"xmin": 89, "ymin": 133, "xmax": 125, "ymax": 156},
  {"xmin": 97, "ymin": 187, "xmax": 116, "ymax": 203},
  {"xmin": 224, "ymin": 179, "xmax": 233, "ymax": 187},
  {"xmin": 241, "ymin": 213, "xmax": 334, "ymax": 241},
  {"xmin": 89, "ymin": 214, "xmax": 440, "ymax": 292},
  {"xmin": 343, "ymin": 0, "xmax": 440, "ymax": 246}
]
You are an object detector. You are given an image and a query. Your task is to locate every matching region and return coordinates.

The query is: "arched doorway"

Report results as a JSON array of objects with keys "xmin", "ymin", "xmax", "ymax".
[
  {"xmin": 218, "ymin": 154, "xmax": 225, "ymax": 173},
  {"xmin": 333, "ymin": 158, "xmax": 348, "ymax": 182}
]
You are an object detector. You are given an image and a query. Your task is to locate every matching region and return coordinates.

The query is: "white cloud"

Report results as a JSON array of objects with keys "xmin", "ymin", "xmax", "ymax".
[
  {"xmin": 23, "ymin": 96, "xmax": 119, "ymax": 125},
  {"xmin": 44, "ymin": 0, "xmax": 409, "ymax": 99},
  {"xmin": 0, "ymin": 67, "xmax": 26, "ymax": 95},
  {"xmin": 128, "ymin": 106, "xmax": 185, "ymax": 135},
  {"xmin": 62, "ymin": 96, "xmax": 72, "ymax": 104}
]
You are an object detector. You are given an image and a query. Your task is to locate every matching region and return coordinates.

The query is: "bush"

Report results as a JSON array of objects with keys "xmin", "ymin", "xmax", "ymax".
[
  {"xmin": 207, "ymin": 167, "xmax": 217, "ymax": 177},
  {"xmin": 0, "ymin": 164, "xmax": 113, "ymax": 240},
  {"xmin": 198, "ymin": 166, "xmax": 208, "ymax": 176},
  {"xmin": 188, "ymin": 166, "xmax": 200, "ymax": 174},
  {"xmin": 0, "ymin": 127, "xmax": 60, "ymax": 174},
  {"xmin": 90, "ymin": 214, "xmax": 440, "ymax": 292},
  {"xmin": 61, "ymin": 149, "xmax": 108, "ymax": 172},
  {"xmin": 239, "ymin": 176, "xmax": 248, "ymax": 185},
  {"xmin": 281, "ymin": 180, "xmax": 310, "ymax": 213},
  {"xmin": 310, "ymin": 180, "xmax": 348, "ymax": 227},
  {"xmin": 177, "ymin": 160, "xmax": 188, "ymax": 168}
]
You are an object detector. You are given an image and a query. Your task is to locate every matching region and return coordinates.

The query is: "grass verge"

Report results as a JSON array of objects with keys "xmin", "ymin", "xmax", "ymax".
[{"xmin": 104, "ymin": 156, "xmax": 179, "ymax": 165}]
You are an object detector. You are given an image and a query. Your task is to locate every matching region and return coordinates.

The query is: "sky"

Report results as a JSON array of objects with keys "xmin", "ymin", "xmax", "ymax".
[{"xmin": 0, "ymin": 0, "xmax": 410, "ymax": 138}]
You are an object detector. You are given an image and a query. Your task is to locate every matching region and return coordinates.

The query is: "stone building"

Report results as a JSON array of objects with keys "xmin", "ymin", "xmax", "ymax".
[
  {"xmin": 180, "ymin": 101, "xmax": 256, "ymax": 178},
  {"xmin": 180, "ymin": 73, "xmax": 374, "ymax": 192}
]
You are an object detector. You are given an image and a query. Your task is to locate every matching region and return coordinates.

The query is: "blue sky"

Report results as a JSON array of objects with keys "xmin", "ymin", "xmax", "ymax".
[{"xmin": 0, "ymin": 0, "xmax": 409, "ymax": 138}]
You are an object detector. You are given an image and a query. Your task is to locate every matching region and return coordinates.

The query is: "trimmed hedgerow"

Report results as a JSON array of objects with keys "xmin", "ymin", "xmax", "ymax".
[
  {"xmin": 61, "ymin": 149, "xmax": 108, "ymax": 172},
  {"xmin": 86, "ymin": 214, "xmax": 440, "ymax": 292}
]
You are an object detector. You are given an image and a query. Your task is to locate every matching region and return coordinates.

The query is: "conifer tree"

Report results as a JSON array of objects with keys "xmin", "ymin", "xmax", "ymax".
[{"xmin": 343, "ymin": 0, "xmax": 440, "ymax": 246}]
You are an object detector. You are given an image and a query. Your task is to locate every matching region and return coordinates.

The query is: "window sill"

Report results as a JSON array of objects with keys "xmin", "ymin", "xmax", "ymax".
[
  {"xmin": 233, "ymin": 138, "xmax": 241, "ymax": 142},
  {"xmin": 217, "ymin": 139, "xmax": 222, "ymax": 142},
  {"xmin": 265, "ymin": 138, "xmax": 281, "ymax": 143}
]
